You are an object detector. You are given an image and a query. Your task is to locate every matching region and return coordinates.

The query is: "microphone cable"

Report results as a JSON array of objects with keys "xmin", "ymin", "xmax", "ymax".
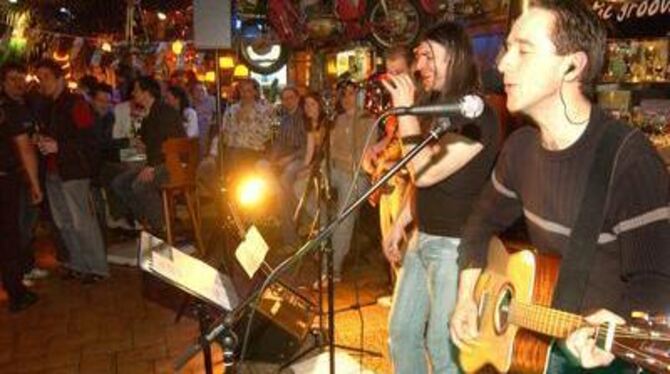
[{"xmin": 559, "ymin": 77, "xmax": 589, "ymax": 126}]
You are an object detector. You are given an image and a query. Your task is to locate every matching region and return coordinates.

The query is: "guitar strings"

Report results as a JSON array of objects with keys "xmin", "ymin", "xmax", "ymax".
[
  {"xmin": 508, "ymin": 302, "xmax": 670, "ymax": 341},
  {"xmin": 612, "ymin": 340, "xmax": 670, "ymax": 368}
]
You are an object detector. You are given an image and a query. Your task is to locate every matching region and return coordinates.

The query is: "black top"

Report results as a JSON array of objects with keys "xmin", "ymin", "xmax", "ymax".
[
  {"xmin": 0, "ymin": 110, "xmax": 26, "ymax": 173},
  {"xmin": 416, "ymin": 104, "xmax": 501, "ymax": 237},
  {"xmin": 0, "ymin": 96, "xmax": 30, "ymax": 173},
  {"xmin": 1, "ymin": 94, "xmax": 36, "ymax": 133},
  {"xmin": 458, "ymin": 106, "xmax": 670, "ymax": 316},
  {"xmin": 139, "ymin": 101, "xmax": 186, "ymax": 166}
]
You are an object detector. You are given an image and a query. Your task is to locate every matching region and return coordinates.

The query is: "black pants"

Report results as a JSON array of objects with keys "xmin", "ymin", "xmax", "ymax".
[
  {"xmin": 547, "ymin": 344, "xmax": 639, "ymax": 373},
  {"xmin": 0, "ymin": 174, "xmax": 28, "ymax": 302}
]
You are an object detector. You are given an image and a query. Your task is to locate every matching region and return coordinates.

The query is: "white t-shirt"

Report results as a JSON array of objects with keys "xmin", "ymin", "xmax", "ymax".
[
  {"xmin": 112, "ymin": 101, "xmax": 132, "ymax": 139},
  {"xmin": 183, "ymin": 107, "xmax": 199, "ymax": 138}
]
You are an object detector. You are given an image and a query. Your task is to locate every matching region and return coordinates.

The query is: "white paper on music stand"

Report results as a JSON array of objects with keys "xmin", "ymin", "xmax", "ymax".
[
  {"xmin": 234, "ymin": 225, "xmax": 269, "ymax": 278},
  {"xmin": 139, "ymin": 231, "xmax": 239, "ymax": 311}
]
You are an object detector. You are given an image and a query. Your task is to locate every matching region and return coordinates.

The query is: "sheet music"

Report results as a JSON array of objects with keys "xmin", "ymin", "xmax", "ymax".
[
  {"xmin": 139, "ymin": 231, "xmax": 239, "ymax": 311},
  {"xmin": 234, "ymin": 225, "xmax": 270, "ymax": 278}
]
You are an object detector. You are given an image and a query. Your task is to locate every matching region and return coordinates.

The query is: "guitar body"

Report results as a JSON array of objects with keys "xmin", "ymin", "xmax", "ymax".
[{"xmin": 460, "ymin": 238, "xmax": 560, "ymax": 373}]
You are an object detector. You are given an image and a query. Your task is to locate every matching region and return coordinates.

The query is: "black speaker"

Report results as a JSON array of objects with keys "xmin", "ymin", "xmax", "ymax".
[
  {"xmin": 234, "ymin": 282, "xmax": 316, "ymax": 362},
  {"xmin": 194, "ymin": 0, "xmax": 232, "ymax": 49}
]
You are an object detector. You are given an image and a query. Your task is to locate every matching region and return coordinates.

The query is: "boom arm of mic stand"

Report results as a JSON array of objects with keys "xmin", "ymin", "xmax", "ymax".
[{"xmin": 173, "ymin": 112, "xmax": 452, "ymax": 371}]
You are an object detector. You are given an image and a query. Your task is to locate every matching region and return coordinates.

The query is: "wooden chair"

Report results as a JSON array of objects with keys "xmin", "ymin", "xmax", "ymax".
[{"xmin": 160, "ymin": 138, "xmax": 206, "ymax": 257}]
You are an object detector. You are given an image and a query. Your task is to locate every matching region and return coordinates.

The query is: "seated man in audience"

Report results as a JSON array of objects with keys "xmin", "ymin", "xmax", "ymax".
[{"xmin": 111, "ymin": 76, "xmax": 185, "ymax": 234}]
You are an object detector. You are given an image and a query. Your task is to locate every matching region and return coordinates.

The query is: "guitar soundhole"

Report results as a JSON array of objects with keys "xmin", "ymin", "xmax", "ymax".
[{"xmin": 494, "ymin": 286, "xmax": 513, "ymax": 335}]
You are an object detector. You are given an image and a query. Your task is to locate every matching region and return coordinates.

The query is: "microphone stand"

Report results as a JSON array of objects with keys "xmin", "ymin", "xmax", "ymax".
[{"xmin": 174, "ymin": 112, "xmax": 456, "ymax": 373}]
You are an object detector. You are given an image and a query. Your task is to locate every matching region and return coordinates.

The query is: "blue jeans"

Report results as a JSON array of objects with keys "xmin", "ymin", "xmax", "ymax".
[
  {"xmin": 46, "ymin": 174, "xmax": 109, "ymax": 277},
  {"xmin": 111, "ymin": 165, "xmax": 168, "ymax": 230},
  {"xmin": 330, "ymin": 167, "xmax": 368, "ymax": 277},
  {"xmin": 389, "ymin": 232, "xmax": 461, "ymax": 374}
]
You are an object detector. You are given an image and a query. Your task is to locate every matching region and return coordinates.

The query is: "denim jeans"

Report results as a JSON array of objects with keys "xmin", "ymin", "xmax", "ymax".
[
  {"xmin": 329, "ymin": 167, "xmax": 368, "ymax": 277},
  {"xmin": 111, "ymin": 165, "xmax": 168, "ymax": 230},
  {"xmin": 388, "ymin": 232, "xmax": 461, "ymax": 374},
  {"xmin": 46, "ymin": 173, "xmax": 109, "ymax": 277}
]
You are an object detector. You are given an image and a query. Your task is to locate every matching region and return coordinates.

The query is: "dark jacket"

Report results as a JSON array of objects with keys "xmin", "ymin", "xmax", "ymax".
[
  {"xmin": 139, "ymin": 101, "xmax": 185, "ymax": 166},
  {"xmin": 44, "ymin": 90, "xmax": 99, "ymax": 181}
]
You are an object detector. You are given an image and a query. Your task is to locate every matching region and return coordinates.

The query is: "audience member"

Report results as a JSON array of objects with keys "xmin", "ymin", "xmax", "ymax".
[
  {"xmin": 166, "ymin": 85, "xmax": 199, "ymax": 139},
  {"xmin": 0, "ymin": 62, "xmax": 49, "ymax": 286},
  {"xmin": 0, "ymin": 71, "xmax": 42, "ymax": 311},
  {"xmin": 35, "ymin": 58, "xmax": 108, "ymax": 284},
  {"xmin": 191, "ymin": 82, "xmax": 216, "ymax": 158},
  {"xmin": 111, "ymin": 76, "xmax": 185, "ymax": 233}
]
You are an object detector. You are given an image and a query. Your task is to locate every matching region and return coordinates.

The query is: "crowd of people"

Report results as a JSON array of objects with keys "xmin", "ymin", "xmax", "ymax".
[
  {"xmin": 1, "ymin": 1, "xmax": 669, "ymax": 373},
  {"xmin": 0, "ymin": 58, "xmax": 218, "ymax": 312},
  {"xmin": 0, "ymin": 50, "xmax": 383, "ymax": 313}
]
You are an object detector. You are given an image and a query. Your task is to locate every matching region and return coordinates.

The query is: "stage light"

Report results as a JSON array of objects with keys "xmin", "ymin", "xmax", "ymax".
[
  {"xmin": 101, "ymin": 42, "xmax": 112, "ymax": 52},
  {"xmin": 157, "ymin": 12, "xmax": 167, "ymax": 21},
  {"xmin": 237, "ymin": 175, "xmax": 266, "ymax": 208}
]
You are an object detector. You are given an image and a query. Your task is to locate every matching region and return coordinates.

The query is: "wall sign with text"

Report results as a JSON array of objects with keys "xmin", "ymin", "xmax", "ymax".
[{"xmin": 592, "ymin": 0, "xmax": 670, "ymax": 38}]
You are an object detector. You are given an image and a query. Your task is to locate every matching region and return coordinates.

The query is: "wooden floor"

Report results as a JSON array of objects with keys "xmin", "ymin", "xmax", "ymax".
[{"xmin": 0, "ymin": 232, "xmax": 394, "ymax": 374}]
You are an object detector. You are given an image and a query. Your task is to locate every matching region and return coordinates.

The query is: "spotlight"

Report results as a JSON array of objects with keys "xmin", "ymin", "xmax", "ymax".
[
  {"xmin": 236, "ymin": 175, "xmax": 266, "ymax": 208},
  {"xmin": 8, "ymin": 0, "xmax": 18, "ymax": 4},
  {"xmin": 157, "ymin": 12, "xmax": 167, "ymax": 21}
]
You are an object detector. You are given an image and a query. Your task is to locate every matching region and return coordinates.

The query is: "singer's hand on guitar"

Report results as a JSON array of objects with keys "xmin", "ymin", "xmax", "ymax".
[
  {"xmin": 450, "ymin": 294, "xmax": 480, "ymax": 351},
  {"xmin": 380, "ymin": 73, "xmax": 416, "ymax": 108},
  {"xmin": 564, "ymin": 309, "xmax": 624, "ymax": 368}
]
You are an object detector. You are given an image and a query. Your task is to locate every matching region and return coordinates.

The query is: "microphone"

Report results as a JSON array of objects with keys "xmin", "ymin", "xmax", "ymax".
[{"xmin": 388, "ymin": 95, "xmax": 485, "ymax": 119}]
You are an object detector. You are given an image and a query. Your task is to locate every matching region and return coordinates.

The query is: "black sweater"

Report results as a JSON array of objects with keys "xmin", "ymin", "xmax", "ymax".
[
  {"xmin": 458, "ymin": 107, "xmax": 670, "ymax": 317},
  {"xmin": 139, "ymin": 101, "xmax": 185, "ymax": 166}
]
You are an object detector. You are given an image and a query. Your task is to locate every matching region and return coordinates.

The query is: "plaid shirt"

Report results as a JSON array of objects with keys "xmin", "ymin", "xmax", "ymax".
[{"xmin": 273, "ymin": 107, "xmax": 306, "ymax": 158}]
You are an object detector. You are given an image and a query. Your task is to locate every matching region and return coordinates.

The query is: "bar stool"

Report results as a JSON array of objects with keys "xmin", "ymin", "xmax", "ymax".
[{"xmin": 160, "ymin": 138, "xmax": 206, "ymax": 257}]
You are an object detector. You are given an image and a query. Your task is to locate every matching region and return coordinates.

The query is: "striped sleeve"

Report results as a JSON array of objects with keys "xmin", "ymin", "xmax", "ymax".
[
  {"xmin": 458, "ymin": 134, "xmax": 525, "ymax": 270},
  {"xmin": 603, "ymin": 133, "xmax": 670, "ymax": 313}
]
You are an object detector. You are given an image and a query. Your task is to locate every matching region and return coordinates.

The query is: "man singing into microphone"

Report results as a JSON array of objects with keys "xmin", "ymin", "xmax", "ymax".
[
  {"xmin": 381, "ymin": 22, "xmax": 500, "ymax": 373},
  {"xmin": 450, "ymin": 1, "xmax": 670, "ymax": 372}
]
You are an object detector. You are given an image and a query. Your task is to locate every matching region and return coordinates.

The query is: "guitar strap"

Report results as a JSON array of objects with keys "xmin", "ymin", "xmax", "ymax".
[{"xmin": 551, "ymin": 121, "xmax": 634, "ymax": 313}]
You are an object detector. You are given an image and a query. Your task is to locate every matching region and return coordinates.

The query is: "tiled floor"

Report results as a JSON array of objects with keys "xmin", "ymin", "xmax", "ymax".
[{"xmin": 0, "ymin": 234, "xmax": 393, "ymax": 373}]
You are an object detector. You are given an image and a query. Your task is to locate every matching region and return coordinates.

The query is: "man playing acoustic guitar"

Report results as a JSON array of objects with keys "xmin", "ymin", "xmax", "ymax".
[{"xmin": 450, "ymin": 1, "xmax": 670, "ymax": 372}]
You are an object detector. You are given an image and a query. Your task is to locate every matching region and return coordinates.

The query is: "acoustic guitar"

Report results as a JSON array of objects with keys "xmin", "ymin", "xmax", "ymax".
[{"xmin": 460, "ymin": 237, "xmax": 670, "ymax": 373}]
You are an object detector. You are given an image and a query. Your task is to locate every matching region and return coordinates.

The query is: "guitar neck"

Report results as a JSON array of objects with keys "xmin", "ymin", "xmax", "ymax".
[{"xmin": 509, "ymin": 302, "xmax": 585, "ymax": 339}]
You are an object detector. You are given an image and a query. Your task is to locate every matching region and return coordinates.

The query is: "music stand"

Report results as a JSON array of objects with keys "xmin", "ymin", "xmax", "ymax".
[{"xmin": 138, "ymin": 231, "xmax": 240, "ymax": 374}]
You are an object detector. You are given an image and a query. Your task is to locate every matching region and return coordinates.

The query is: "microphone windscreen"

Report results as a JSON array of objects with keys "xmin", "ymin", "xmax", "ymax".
[{"xmin": 460, "ymin": 95, "xmax": 485, "ymax": 119}]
